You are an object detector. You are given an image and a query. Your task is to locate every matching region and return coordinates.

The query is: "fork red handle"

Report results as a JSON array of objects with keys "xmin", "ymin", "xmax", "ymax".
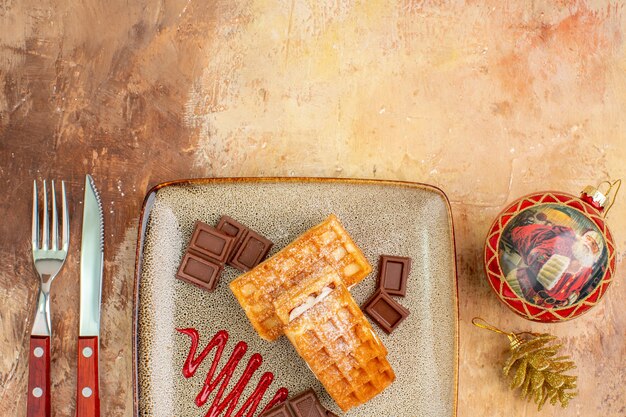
[
  {"xmin": 27, "ymin": 336, "xmax": 51, "ymax": 417},
  {"xmin": 76, "ymin": 336, "xmax": 100, "ymax": 417}
]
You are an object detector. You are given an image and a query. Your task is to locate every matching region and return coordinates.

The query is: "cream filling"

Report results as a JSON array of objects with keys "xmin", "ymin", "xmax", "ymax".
[{"xmin": 288, "ymin": 286, "xmax": 334, "ymax": 322}]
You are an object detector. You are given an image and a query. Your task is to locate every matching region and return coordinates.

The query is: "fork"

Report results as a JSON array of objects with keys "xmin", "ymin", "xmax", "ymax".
[{"xmin": 27, "ymin": 180, "xmax": 69, "ymax": 417}]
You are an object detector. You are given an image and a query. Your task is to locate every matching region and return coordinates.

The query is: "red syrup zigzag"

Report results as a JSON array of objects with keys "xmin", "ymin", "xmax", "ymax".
[{"xmin": 177, "ymin": 328, "xmax": 289, "ymax": 417}]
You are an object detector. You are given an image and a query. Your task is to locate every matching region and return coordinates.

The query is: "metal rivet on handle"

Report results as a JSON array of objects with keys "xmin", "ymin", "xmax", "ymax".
[
  {"xmin": 32, "ymin": 387, "xmax": 43, "ymax": 398},
  {"xmin": 82, "ymin": 347, "xmax": 93, "ymax": 358},
  {"xmin": 33, "ymin": 347, "xmax": 44, "ymax": 358},
  {"xmin": 82, "ymin": 387, "xmax": 92, "ymax": 398}
]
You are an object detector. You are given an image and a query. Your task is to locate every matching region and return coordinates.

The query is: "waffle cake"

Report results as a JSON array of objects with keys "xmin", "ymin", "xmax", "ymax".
[
  {"xmin": 229, "ymin": 214, "xmax": 372, "ymax": 341},
  {"xmin": 278, "ymin": 268, "xmax": 395, "ymax": 412}
]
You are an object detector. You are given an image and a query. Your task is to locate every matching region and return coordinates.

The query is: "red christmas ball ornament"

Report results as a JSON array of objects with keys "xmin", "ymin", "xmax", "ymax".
[{"xmin": 484, "ymin": 181, "xmax": 621, "ymax": 322}]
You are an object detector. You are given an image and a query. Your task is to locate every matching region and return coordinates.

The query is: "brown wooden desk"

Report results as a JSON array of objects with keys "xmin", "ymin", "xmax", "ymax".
[{"xmin": 1, "ymin": 1, "xmax": 624, "ymax": 416}]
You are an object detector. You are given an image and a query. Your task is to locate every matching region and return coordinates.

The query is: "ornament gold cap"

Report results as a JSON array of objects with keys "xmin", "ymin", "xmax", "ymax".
[
  {"xmin": 581, "ymin": 179, "xmax": 621, "ymax": 217},
  {"xmin": 581, "ymin": 185, "xmax": 607, "ymax": 208}
]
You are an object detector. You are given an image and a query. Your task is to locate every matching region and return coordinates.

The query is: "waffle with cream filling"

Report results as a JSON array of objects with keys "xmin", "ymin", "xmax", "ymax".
[
  {"xmin": 279, "ymin": 269, "xmax": 395, "ymax": 412},
  {"xmin": 229, "ymin": 214, "xmax": 371, "ymax": 341}
]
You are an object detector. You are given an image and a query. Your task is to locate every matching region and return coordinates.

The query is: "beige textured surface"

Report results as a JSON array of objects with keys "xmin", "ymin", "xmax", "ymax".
[
  {"xmin": 1, "ymin": 0, "xmax": 625, "ymax": 416},
  {"xmin": 137, "ymin": 180, "xmax": 456, "ymax": 417}
]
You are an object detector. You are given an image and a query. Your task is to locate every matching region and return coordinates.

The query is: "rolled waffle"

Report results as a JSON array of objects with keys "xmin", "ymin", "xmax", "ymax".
[
  {"xmin": 229, "ymin": 214, "xmax": 372, "ymax": 341},
  {"xmin": 273, "ymin": 263, "xmax": 339, "ymax": 325},
  {"xmin": 280, "ymin": 270, "xmax": 395, "ymax": 412}
]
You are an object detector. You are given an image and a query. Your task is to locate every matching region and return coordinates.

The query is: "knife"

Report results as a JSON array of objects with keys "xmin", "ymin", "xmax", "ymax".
[{"xmin": 76, "ymin": 175, "xmax": 103, "ymax": 417}]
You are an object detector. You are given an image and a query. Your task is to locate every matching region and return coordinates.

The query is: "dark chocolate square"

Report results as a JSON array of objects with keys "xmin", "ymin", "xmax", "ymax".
[
  {"xmin": 363, "ymin": 290, "xmax": 410, "ymax": 334},
  {"xmin": 216, "ymin": 215, "xmax": 250, "ymax": 261},
  {"xmin": 176, "ymin": 252, "xmax": 223, "ymax": 291},
  {"xmin": 189, "ymin": 221, "xmax": 235, "ymax": 263},
  {"xmin": 377, "ymin": 255, "xmax": 411, "ymax": 297},
  {"xmin": 230, "ymin": 230, "xmax": 273, "ymax": 272},
  {"xmin": 288, "ymin": 389, "xmax": 327, "ymax": 417},
  {"xmin": 260, "ymin": 402, "xmax": 294, "ymax": 417}
]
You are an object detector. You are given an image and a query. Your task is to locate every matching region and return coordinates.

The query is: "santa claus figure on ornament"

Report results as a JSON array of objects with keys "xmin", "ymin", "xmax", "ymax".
[{"xmin": 505, "ymin": 223, "xmax": 604, "ymax": 307}]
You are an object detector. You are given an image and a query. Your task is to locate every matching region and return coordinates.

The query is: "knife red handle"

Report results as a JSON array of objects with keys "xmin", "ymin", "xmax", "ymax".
[
  {"xmin": 76, "ymin": 336, "xmax": 100, "ymax": 417},
  {"xmin": 27, "ymin": 336, "xmax": 51, "ymax": 417}
]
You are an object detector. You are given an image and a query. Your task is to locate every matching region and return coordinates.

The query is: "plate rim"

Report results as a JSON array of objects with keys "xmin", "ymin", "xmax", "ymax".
[{"xmin": 131, "ymin": 177, "xmax": 459, "ymax": 417}]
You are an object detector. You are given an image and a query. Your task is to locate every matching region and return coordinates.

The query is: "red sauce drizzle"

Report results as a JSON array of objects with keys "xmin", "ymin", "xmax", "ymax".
[{"xmin": 177, "ymin": 328, "xmax": 289, "ymax": 417}]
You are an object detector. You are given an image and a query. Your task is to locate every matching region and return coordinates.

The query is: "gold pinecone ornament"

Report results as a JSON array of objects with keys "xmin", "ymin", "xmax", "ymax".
[{"xmin": 473, "ymin": 318, "xmax": 578, "ymax": 410}]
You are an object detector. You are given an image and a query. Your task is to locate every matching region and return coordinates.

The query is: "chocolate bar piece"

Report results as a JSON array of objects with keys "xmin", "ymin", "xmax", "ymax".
[
  {"xmin": 363, "ymin": 290, "xmax": 410, "ymax": 334},
  {"xmin": 230, "ymin": 230, "xmax": 273, "ymax": 272},
  {"xmin": 216, "ymin": 215, "xmax": 249, "ymax": 261},
  {"xmin": 176, "ymin": 252, "xmax": 223, "ymax": 291},
  {"xmin": 188, "ymin": 221, "xmax": 235, "ymax": 263},
  {"xmin": 377, "ymin": 255, "xmax": 411, "ymax": 297},
  {"xmin": 289, "ymin": 389, "xmax": 327, "ymax": 417},
  {"xmin": 260, "ymin": 402, "xmax": 294, "ymax": 417}
]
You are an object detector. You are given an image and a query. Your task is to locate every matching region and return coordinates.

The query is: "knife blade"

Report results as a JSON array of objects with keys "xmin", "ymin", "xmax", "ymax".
[{"xmin": 76, "ymin": 174, "xmax": 103, "ymax": 417}]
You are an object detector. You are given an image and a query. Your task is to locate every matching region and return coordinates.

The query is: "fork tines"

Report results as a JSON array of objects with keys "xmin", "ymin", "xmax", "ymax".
[{"xmin": 32, "ymin": 180, "xmax": 69, "ymax": 251}]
